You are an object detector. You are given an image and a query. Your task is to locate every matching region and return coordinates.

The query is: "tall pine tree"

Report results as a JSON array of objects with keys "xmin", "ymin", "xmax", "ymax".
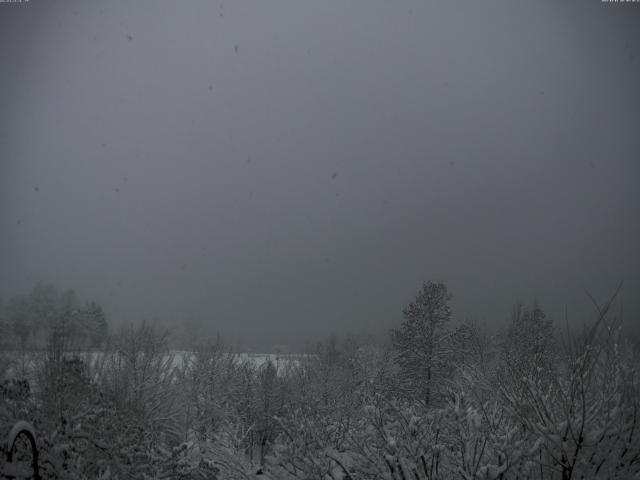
[{"xmin": 393, "ymin": 281, "xmax": 452, "ymax": 406}]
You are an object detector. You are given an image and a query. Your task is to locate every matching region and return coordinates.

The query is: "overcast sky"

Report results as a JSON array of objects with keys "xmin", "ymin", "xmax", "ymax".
[{"xmin": 1, "ymin": 0, "xmax": 639, "ymax": 348}]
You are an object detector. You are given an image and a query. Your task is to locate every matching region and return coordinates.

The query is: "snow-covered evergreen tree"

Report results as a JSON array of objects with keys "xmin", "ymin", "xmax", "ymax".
[{"xmin": 392, "ymin": 281, "xmax": 453, "ymax": 407}]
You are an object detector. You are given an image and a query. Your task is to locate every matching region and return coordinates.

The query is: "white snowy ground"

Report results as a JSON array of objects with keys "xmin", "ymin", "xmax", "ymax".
[{"xmin": 1, "ymin": 350, "xmax": 309, "ymax": 383}]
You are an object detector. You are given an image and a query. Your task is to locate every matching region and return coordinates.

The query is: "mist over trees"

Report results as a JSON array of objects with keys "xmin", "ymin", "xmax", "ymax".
[
  {"xmin": 2, "ymin": 0, "xmax": 637, "ymax": 477},
  {"xmin": 1, "ymin": 284, "xmax": 108, "ymax": 352},
  {"xmin": 1, "ymin": 280, "xmax": 638, "ymax": 479},
  {"xmin": 0, "ymin": 283, "xmax": 107, "ymax": 353}
]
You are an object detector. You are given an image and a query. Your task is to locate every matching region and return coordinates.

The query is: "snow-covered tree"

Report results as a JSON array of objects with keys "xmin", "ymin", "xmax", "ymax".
[
  {"xmin": 498, "ymin": 302, "xmax": 557, "ymax": 392},
  {"xmin": 497, "ymin": 285, "xmax": 640, "ymax": 479},
  {"xmin": 393, "ymin": 281, "xmax": 453, "ymax": 406}
]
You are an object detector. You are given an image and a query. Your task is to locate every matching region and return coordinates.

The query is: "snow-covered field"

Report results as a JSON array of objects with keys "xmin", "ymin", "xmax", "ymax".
[{"xmin": 0, "ymin": 350, "xmax": 308, "ymax": 382}]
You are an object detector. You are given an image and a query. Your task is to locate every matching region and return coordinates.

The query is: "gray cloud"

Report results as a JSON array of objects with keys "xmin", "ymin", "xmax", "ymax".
[{"xmin": 1, "ymin": 0, "xmax": 639, "ymax": 348}]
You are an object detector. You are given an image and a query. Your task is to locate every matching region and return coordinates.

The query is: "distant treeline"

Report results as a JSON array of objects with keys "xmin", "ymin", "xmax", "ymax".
[{"xmin": 0, "ymin": 283, "xmax": 108, "ymax": 351}]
